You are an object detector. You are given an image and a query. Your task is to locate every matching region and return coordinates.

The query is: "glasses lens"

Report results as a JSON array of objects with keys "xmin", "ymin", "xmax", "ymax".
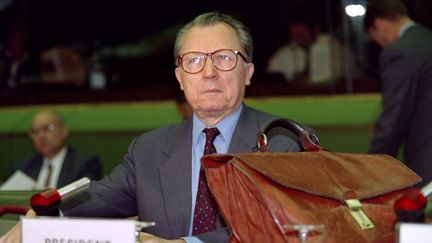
[
  {"xmin": 212, "ymin": 50, "xmax": 237, "ymax": 71},
  {"xmin": 181, "ymin": 53, "xmax": 205, "ymax": 73},
  {"xmin": 30, "ymin": 123, "xmax": 56, "ymax": 136}
]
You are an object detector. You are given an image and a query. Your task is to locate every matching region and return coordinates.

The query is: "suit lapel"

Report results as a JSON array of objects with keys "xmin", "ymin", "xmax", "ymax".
[
  {"xmin": 229, "ymin": 106, "xmax": 260, "ymax": 153},
  {"xmin": 25, "ymin": 155, "xmax": 44, "ymax": 180},
  {"xmin": 159, "ymin": 120, "xmax": 192, "ymax": 237},
  {"xmin": 58, "ymin": 147, "xmax": 75, "ymax": 187}
]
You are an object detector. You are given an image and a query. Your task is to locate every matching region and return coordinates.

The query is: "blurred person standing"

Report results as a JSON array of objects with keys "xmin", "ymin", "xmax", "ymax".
[
  {"xmin": 0, "ymin": 17, "xmax": 40, "ymax": 91},
  {"xmin": 10, "ymin": 110, "xmax": 102, "ymax": 188},
  {"xmin": 39, "ymin": 46, "xmax": 87, "ymax": 86},
  {"xmin": 365, "ymin": 0, "xmax": 432, "ymax": 187},
  {"xmin": 266, "ymin": 15, "xmax": 348, "ymax": 84}
]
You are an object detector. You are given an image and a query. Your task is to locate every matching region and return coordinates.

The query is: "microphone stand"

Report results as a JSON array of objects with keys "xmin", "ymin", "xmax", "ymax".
[{"xmin": 30, "ymin": 177, "xmax": 91, "ymax": 216}]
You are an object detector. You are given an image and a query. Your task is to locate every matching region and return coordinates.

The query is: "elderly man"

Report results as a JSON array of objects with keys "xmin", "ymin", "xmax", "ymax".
[
  {"xmin": 365, "ymin": 0, "xmax": 432, "ymax": 188},
  {"xmin": 1, "ymin": 12, "xmax": 301, "ymax": 243},
  {"xmin": 10, "ymin": 110, "xmax": 102, "ymax": 188},
  {"xmin": 8, "ymin": 110, "xmax": 102, "ymax": 189}
]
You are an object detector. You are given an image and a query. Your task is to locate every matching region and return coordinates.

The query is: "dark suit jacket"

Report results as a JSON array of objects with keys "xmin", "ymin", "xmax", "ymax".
[
  {"xmin": 370, "ymin": 24, "xmax": 432, "ymax": 187},
  {"xmin": 12, "ymin": 146, "xmax": 102, "ymax": 187},
  {"xmin": 63, "ymin": 106, "xmax": 301, "ymax": 242}
]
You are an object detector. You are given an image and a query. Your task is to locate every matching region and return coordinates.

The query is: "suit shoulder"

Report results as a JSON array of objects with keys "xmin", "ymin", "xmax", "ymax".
[
  {"xmin": 67, "ymin": 146, "xmax": 101, "ymax": 163},
  {"xmin": 244, "ymin": 106, "xmax": 279, "ymax": 124},
  {"xmin": 389, "ymin": 25, "xmax": 432, "ymax": 56},
  {"xmin": 13, "ymin": 154, "xmax": 40, "ymax": 170},
  {"xmin": 131, "ymin": 122, "xmax": 187, "ymax": 148},
  {"xmin": 136, "ymin": 122, "xmax": 183, "ymax": 139}
]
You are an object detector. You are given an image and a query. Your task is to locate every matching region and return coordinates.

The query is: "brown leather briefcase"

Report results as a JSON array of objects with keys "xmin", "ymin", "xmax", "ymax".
[{"xmin": 202, "ymin": 119, "xmax": 421, "ymax": 242}]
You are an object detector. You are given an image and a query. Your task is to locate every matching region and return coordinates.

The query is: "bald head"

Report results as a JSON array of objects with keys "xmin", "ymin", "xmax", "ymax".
[
  {"xmin": 29, "ymin": 110, "xmax": 69, "ymax": 159},
  {"xmin": 31, "ymin": 110, "xmax": 64, "ymax": 126}
]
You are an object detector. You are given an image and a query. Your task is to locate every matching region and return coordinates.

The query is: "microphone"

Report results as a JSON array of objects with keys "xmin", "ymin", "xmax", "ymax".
[
  {"xmin": 394, "ymin": 181, "xmax": 432, "ymax": 223},
  {"xmin": 30, "ymin": 177, "xmax": 91, "ymax": 216}
]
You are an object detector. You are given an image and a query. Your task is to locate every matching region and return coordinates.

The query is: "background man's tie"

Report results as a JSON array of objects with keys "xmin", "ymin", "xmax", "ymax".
[
  {"xmin": 44, "ymin": 160, "xmax": 52, "ymax": 188},
  {"xmin": 192, "ymin": 127, "xmax": 220, "ymax": 235}
]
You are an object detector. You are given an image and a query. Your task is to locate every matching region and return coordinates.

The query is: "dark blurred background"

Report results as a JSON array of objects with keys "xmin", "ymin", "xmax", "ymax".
[{"xmin": 1, "ymin": 0, "xmax": 432, "ymax": 105}]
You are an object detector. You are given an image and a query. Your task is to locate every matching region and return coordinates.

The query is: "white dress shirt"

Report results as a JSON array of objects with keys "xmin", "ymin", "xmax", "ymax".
[
  {"xmin": 267, "ymin": 33, "xmax": 348, "ymax": 83},
  {"xmin": 36, "ymin": 147, "xmax": 67, "ymax": 189}
]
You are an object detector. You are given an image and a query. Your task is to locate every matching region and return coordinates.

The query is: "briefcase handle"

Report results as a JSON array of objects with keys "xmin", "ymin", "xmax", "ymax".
[{"xmin": 257, "ymin": 118, "xmax": 323, "ymax": 152}]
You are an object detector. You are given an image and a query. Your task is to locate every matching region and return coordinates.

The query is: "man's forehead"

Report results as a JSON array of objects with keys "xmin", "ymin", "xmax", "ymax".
[
  {"xmin": 32, "ymin": 113, "xmax": 59, "ymax": 126},
  {"xmin": 180, "ymin": 23, "xmax": 241, "ymax": 52}
]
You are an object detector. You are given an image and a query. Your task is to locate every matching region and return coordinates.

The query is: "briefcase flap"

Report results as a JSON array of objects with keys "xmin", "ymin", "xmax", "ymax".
[{"xmin": 202, "ymin": 151, "xmax": 421, "ymax": 202}]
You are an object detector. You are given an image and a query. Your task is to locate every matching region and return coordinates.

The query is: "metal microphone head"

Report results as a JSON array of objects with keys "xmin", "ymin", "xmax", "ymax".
[
  {"xmin": 57, "ymin": 177, "xmax": 90, "ymax": 201},
  {"xmin": 420, "ymin": 181, "xmax": 432, "ymax": 198}
]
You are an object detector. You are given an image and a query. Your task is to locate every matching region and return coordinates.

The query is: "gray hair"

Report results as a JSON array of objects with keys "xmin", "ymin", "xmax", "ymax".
[{"xmin": 174, "ymin": 12, "xmax": 253, "ymax": 65}]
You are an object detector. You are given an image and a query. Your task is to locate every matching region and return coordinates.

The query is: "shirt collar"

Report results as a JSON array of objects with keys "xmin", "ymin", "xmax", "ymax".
[
  {"xmin": 44, "ymin": 146, "xmax": 67, "ymax": 166},
  {"xmin": 398, "ymin": 21, "xmax": 416, "ymax": 37},
  {"xmin": 192, "ymin": 105, "xmax": 243, "ymax": 147}
]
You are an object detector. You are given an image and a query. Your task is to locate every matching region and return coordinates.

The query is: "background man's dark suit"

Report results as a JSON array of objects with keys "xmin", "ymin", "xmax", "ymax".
[
  {"xmin": 63, "ymin": 106, "xmax": 301, "ymax": 242},
  {"xmin": 12, "ymin": 146, "xmax": 102, "ymax": 187},
  {"xmin": 370, "ymin": 24, "xmax": 432, "ymax": 187}
]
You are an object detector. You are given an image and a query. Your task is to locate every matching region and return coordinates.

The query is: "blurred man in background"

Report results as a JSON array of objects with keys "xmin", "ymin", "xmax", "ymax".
[
  {"xmin": 0, "ymin": 17, "xmax": 40, "ymax": 91},
  {"xmin": 267, "ymin": 16, "xmax": 348, "ymax": 84},
  {"xmin": 365, "ymin": 0, "xmax": 432, "ymax": 187},
  {"xmin": 9, "ymin": 110, "xmax": 102, "ymax": 188}
]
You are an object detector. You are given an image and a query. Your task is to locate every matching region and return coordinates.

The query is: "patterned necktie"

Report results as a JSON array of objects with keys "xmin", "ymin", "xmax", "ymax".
[{"xmin": 192, "ymin": 127, "xmax": 220, "ymax": 235}]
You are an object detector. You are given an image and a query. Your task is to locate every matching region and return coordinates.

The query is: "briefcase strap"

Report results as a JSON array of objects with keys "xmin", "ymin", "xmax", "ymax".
[{"xmin": 257, "ymin": 118, "xmax": 323, "ymax": 152}]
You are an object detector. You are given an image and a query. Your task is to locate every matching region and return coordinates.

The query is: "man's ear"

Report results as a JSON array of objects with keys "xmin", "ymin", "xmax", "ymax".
[
  {"xmin": 62, "ymin": 126, "xmax": 69, "ymax": 139},
  {"xmin": 373, "ymin": 18, "xmax": 388, "ymax": 30},
  {"xmin": 245, "ymin": 63, "xmax": 254, "ymax": 86},
  {"xmin": 175, "ymin": 67, "xmax": 184, "ymax": 90}
]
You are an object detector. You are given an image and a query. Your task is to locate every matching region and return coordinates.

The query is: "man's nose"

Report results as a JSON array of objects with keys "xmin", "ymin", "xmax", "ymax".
[{"xmin": 202, "ymin": 57, "xmax": 218, "ymax": 77}]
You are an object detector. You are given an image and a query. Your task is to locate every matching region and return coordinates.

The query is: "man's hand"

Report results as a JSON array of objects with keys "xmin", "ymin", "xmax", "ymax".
[
  {"xmin": 0, "ymin": 209, "xmax": 35, "ymax": 243},
  {"xmin": 139, "ymin": 232, "xmax": 186, "ymax": 243}
]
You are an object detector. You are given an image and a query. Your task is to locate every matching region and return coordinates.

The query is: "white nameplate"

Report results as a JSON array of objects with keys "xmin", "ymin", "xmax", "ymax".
[
  {"xmin": 22, "ymin": 217, "xmax": 136, "ymax": 243},
  {"xmin": 396, "ymin": 223, "xmax": 432, "ymax": 243}
]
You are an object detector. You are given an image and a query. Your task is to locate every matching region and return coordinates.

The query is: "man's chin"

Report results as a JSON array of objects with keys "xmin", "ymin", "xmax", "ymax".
[
  {"xmin": 199, "ymin": 104, "xmax": 224, "ymax": 113},
  {"xmin": 37, "ymin": 148, "xmax": 53, "ymax": 157},
  {"xmin": 198, "ymin": 105, "xmax": 237, "ymax": 118}
]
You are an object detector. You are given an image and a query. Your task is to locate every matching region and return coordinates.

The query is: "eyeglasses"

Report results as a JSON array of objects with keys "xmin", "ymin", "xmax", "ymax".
[
  {"xmin": 29, "ymin": 123, "xmax": 57, "ymax": 137},
  {"xmin": 178, "ymin": 49, "xmax": 248, "ymax": 74}
]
